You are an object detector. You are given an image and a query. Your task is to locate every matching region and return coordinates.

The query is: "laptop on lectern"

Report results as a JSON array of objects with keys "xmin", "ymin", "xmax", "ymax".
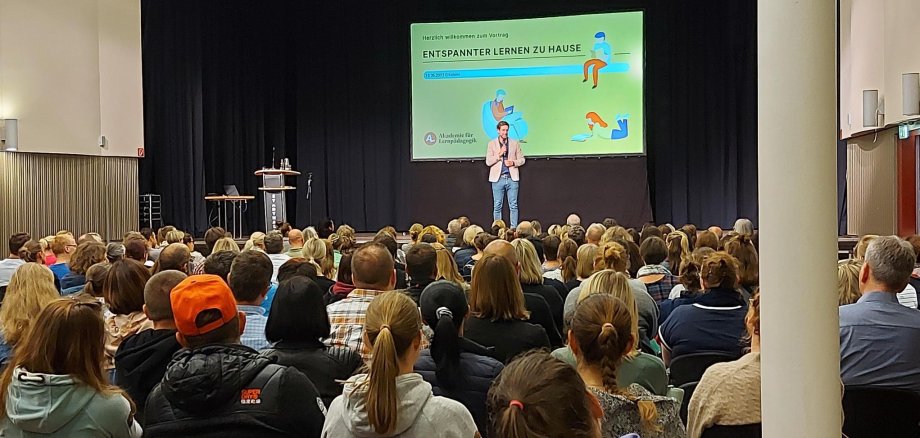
[{"xmin": 223, "ymin": 185, "xmax": 240, "ymax": 196}]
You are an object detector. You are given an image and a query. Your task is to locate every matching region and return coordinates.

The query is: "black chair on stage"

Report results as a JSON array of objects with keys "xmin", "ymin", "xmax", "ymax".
[
  {"xmin": 701, "ymin": 424, "xmax": 762, "ymax": 438},
  {"xmin": 669, "ymin": 352, "xmax": 739, "ymax": 386},
  {"xmin": 842, "ymin": 386, "xmax": 920, "ymax": 438}
]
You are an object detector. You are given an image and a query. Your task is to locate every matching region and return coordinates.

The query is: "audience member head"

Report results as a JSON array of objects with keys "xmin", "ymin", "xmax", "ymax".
[
  {"xmin": 331, "ymin": 232, "xmax": 356, "ymax": 254},
  {"xmin": 78, "ymin": 232, "xmax": 104, "ymax": 244},
  {"xmin": 351, "ymin": 243, "xmax": 396, "ymax": 291},
  {"xmin": 678, "ymin": 258, "xmax": 703, "ymax": 293},
  {"xmin": 304, "ymin": 237, "xmax": 327, "ymax": 264},
  {"xmin": 458, "ymin": 216, "xmax": 471, "ymax": 229},
  {"xmin": 602, "ymin": 218, "xmax": 618, "ymax": 229},
  {"xmin": 488, "ymin": 350, "xmax": 600, "ymax": 438},
  {"xmin": 575, "ymin": 270, "xmax": 638, "ymax": 351},
  {"xmin": 569, "ymin": 294, "xmax": 658, "ymax": 434},
  {"xmin": 408, "ymin": 223, "xmax": 424, "ymax": 243},
  {"xmin": 362, "ymin": 291, "xmax": 424, "ymax": 435},
  {"xmin": 104, "ymin": 259, "xmax": 151, "ymax": 315},
  {"xmin": 447, "ymin": 219, "xmax": 462, "ymax": 237},
  {"xmin": 203, "ymin": 227, "xmax": 227, "ymax": 255},
  {"xmin": 733, "ymin": 218, "xmax": 754, "ymax": 236},
  {"xmin": 566, "ymin": 225, "xmax": 586, "ymax": 246},
  {"xmin": 639, "ymin": 236, "xmax": 668, "ymax": 265},
  {"xmin": 288, "ymin": 229, "xmax": 304, "ymax": 248},
  {"xmin": 156, "ymin": 226, "xmax": 176, "ymax": 245},
  {"xmin": 483, "ymin": 239, "xmax": 519, "ymax": 270},
  {"xmin": 700, "ymin": 252, "xmax": 740, "ymax": 290},
  {"xmin": 276, "ymin": 222, "xmax": 292, "ymax": 238},
  {"xmin": 491, "ymin": 220, "xmax": 507, "ymax": 238},
  {"xmin": 105, "ymin": 242, "xmax": 125, "ymax": 263},
  {"xmin": 303, "ymin": 227, "xmax": 319, "ymax": 240},
  {"xmin": 432, "ymin": 243, "xmax": 466, "ymax": 285},
  {"xmin": 657, "ymin": 224, "xmax": 672, "ymax": 238},
  {"xmin": 419, "ymin": 281, "xmax": 470, "ymax": 390},
  {"xmin": 212, "ymin": 237, "xmax": 240, "ymax": 254},
  {"xmin": 7, "ymin": 233, "xmax": 30, "ymax": 258},
  {"xmin": 665, "ymin": 231, "xmax": 690, "ymax": 275},
  {"xmin": 202, "ymin": 251, "xmax": 237, "ymax": 283},
  {"xmin": 905, "ymin": 235, "xmax": 920, "ymax": 265},
  {"xmin": 558, "ymin": 238, "xmax": 580, "ymax": 282},
  {"xmin": 510, "ymin": 238, "xmax": 543, "ymax": 285},
  {"xmin": 277, "ymin": 258, "xmax": 319, "ymax": 284},
  {"xmin": 143, "ymin": 270, "xmax": 187, "ymax": 323},
  {"xmin": 314, "ymin": 218, "xmax": 334, "ymax": 239},
  {"xmin": 531, "ymin": 220, "xmax": 543, "ymax": 237},
  {"xmin": 243, "ymin": 232, "xmax": 266, "ymax": 252},
  {"xmin": 838, "ymin": 259, "xmax": 861, "ymax": 306},
  {"xmin": 50, "ymin": 233, "xmax": 77, "ymax": 259},
  {"xmin": 469, "ymin": 253, "xmax": 528, "ymax": 321},
  {"xmin": 473, "ymin": 232, "xmax": 496, "ymax": 254},
  {"xmin": 861, "ymin": 235, "xmax": 915, "ymax": 293},
  {"xmin": 566, "ymin": 214, "xmax": 582, "ymax": 226},
  {"xmin": 546, "ymin": 224, "xmax": 562, "ymax": 238},
  {"xmin": 82, "ymin": 262, "xmax": 111, "ymax": 298},
  {"xmin": 265, "ymin": 277, "xmax": 330, "ymax": 344},
  {"xmin": 542, "ymin": 235, "xmax": 561, "ymax": 262},
  {"xmin": 680, "ymin": 224, "xmax": 698, "ymax": 249},
  {"xmin": 164, "ymin": 230, "xmax": 184, "ymax": 245},
  {"xmin": 854, "ymin": 234, "xmax": 878, "ymax": 260},
  {"xmin": 572, "ymin": 243, "xmax": 599, "ymax": 282},
  {"xmin": 745, "ymin": 290, "xmax": 761, "ymax": 350},
  {"xmin": 337, "ymin": 253, "xmax": 355, "ymax": 285},
  {"xmin": 627, "ymin": 228, "xmax": 641, "ymax": 244},
  {"xmin": 462, "ymin": 225, "xmax": 484, "ymax": 249},
  {"xmin": 379, "ymin": 226, "xmax": 398, "ymax": 240},
  {"xmin": 620, "ymin": 238, "xmax": 644, "ymax": 278},
  {"xmin": 154, "ymin": 243, "xmax": 190, "ymax": 274},
  {"xmin": 0, "ymin": 264, "xmax": 59, "ymax": 347},
  {"xmin": 724, "ymin": 235, "xmax": 759, "ymax": 289},
  {"xmin": 140, "ymin": 227, "xmax": 157, "ymax": 247},
  {"xmin": 371, "ymin": 234, "xmax": 399, "ymax": 263},
  {"xmin": 171, "ymin": 275, "xmax": 244, "ymax": 348},
  {"xmin": 69, "ymin": 242, "xmax": 106, "ymax": 275},
  {"xmin": 0, "ymin": 297, "xmax": 120, "ymax": 416},
  {"xmin": 515, "ymin": 221, "xmax": 534, "ymax": 239},
  {"xmin": 229, "ymin": 250, "xmax": 273, "ymax": 305},
  {"xmin": 594, "ymin": 241, "xmax": 629, "ymax": 274},
  {"xmin": 639, "ymin": 226, "xmax": 662, "ymax": 244},
  {"xmin": 124, "ymin": 238, "xmax": 148, "ymax": 263},
  {"xmin": 585, "ymin": 223, "xmax": 606, "ymax": 245},
  {"xmin": 696, "ymin": 230, "xmax": 720, "ymax": 250},
  {"xmin": 263, "ymin": 231, "xmax": 284, "ymax": 255},
  {"xmin": 707, "ymin": 226, "xmax": 723, "ymax": 239},
  {"xmin": 17, "ymin": 240, "xmax": 42, "ymax": 264}
]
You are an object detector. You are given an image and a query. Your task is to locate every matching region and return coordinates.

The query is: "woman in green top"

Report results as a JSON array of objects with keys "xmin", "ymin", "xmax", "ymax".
[{"xmin": 552, "ymin": 269, "xmax": 668, "ymax": 395}]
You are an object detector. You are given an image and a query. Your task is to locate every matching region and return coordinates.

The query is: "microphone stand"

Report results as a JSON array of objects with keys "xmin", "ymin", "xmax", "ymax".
[{"xmin": 306, "ymin": 172, "xmax": 313, "ymax": 226}]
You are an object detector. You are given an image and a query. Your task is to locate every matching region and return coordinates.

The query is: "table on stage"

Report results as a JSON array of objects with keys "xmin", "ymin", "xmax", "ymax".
[{"xmin": 204, "ymin": 195, "xmax": 255, "ymax": 238}]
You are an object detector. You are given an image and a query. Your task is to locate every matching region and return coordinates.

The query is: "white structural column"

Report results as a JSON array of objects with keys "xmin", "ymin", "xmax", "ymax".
[{"xmin": 758, "ymin": 0, "xmax": 841, "ymax": 437}]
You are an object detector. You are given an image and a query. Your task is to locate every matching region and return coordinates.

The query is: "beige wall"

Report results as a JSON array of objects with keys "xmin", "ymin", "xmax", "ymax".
[
  {"xmin": 840, "ymin": 0, "xmax": 920, "ymax": 138},
  {"xmin": 0, "ymin": 0, "xmax": 143, "ymax": 157},
  {"xmin": 846, "ymin": 131, "xmax": 898, "ymax": 235}
]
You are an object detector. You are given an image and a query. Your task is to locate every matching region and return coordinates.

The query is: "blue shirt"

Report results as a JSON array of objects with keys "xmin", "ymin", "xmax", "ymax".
[
  {"xmin": 499, "ymin": 139, "xmax": 510, "ymax": 176},
  {"xmin": 261, "ymin": 283, "xmax": 279, "ymax": 314},
  {"xmin": 658, "ymin": 289, "xmax": 747, "ymax": 359},
  {"xmin": 840, "ymin": 291, "xmax": 920, "ymax": 393},
  {"xmin": 238, "ymin": 305, "xmax": 270, "ymax": 351},
  {"xmin": 593, "ymin": 41, "xmax": 612, "ymax": 63},
  {"xmin": 49, "ymin": 263, "xmax": 71, "ymax": 281}
]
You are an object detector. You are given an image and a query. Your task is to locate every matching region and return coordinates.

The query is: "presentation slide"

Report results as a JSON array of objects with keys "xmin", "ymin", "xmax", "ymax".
[{"xmin": 410, "ymin": 11, "xmax": 644, "ymax": 160}]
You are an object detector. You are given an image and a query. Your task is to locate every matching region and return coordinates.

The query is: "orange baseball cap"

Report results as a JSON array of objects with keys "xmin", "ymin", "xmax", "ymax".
[{"xmin": 170, "ymin": 275, "xmax": 239, "ymax": 337}]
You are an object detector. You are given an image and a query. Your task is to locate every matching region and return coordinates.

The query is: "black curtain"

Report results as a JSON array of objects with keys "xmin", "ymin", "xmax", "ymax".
[{"xmin": 140, "ymin": 0, "xmax": 757, "ymax": 234}]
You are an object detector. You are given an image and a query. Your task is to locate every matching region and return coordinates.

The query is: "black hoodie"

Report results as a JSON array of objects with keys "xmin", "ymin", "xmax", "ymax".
[
  {"xmin": 144, "ymin": 343, "xmax": 326, "ymax": 438},
  {"xmin": 113, "ymin": 328, "xmax": 181, "ymax": 421}
]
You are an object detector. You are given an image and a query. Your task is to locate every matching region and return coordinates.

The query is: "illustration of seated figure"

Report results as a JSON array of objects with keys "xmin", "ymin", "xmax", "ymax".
[
  {"xmin": 571, "ymin": 112, "xmax": 628, "ymax": 142},
  {"xmin": 482, "ymin": 89, "xmax": 529, "ymax": 141}
]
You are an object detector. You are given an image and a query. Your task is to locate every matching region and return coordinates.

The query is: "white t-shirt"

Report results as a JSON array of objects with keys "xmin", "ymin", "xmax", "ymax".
[{"xmin": 897, "ymin": 284, "xmax": 918, "ymax": 309}]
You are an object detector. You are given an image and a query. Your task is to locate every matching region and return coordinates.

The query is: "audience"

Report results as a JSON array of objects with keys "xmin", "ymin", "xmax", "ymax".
[
  {"xmin": 0, "ymin": 297, "xmax": 142, "ymax": 437},
  {"xmin": 571, "ymin": 295, "xmax": 684, "ymax": 437},
  {"xmin": 61, "ymin": 241, "xmax": 106, "ymax": 292},
  {"xmin": 114, "ymin": 270, "xmax": 186, "ymax": 422},
  {"xmin": 322, "ymin": 291, "xmax": 478, "ymax": 437},
  {"xmin": 540, "ymin": 235, "xmax": 562, "ymax": 275},
  {"xmin": 261, "ymin": 277, "xmax": 362, "ymax": 407},
  {"xmin": 659, "ymin": 252, "xmax": 747, "ymax": 365},
  {"xmin": 329, "ymin": 252, "xmax": 356, "ymax": 304},
  {"xmin": 211, "ymin": 236, "xmax": 241, "ymax": 254},
  {"xmin": 445, "ymin": 219, "xmax": 462, "ymax": 248},
  {"xmin": 202, "ymin": 250, "xmax": 238, "ymax": 283},
  {"xmin": 202, "ymin": 226, "xmax": 227, "ymax": 256},
  {"xmin": 48, "ymin": 233, "xmax": 76, "ymax": 280},
  {"xmin": 405, "ymin": 243, "xmax": 437, "ymax": 304},
  {"xmin": 0, "ymin": 264, "xmax": 60, "ymax": 365},
  {"xmin": 461, "ymin": 231, "xmax": 494, "ymax": 279},
  {"xmin": 483, "ymin": 240, "xmax": 562, "ymax": 347},
  {"xmin": 453, "ymin": 225, "xmax": 481, "ymax": 272},
  {"xmin": 0, "ymin": 233, "xmax": 30, "ymax": 289},
  {"xmin": 415, "ymin": 281, "xmax": 504, "ymax": 434},
  {"xmin": 487, "ymin": 350, "xmax": 601, "ymax": 438},
  {"xmin": 696, "ymin": 230, "xmax": 720, "ymax": 250},
  {"xmin": 152, "ymin": 243, "xmax": 190, "ymax": 274},
  {"xmin": 82, "ymin": 262, "xmax": 112, "ymax": 300},
  {"xmin": 181, "ymin": 233, "xmax": 205, "ymax": 271},
  {"xmin": 103, "ymin": 259, "xmax": 154, "ymax": 371},
  {"xmin": 373, "ymin": 234, "xmax": 409, "ymax": 290},
  {"xmin": 560, "ymin": 239, "xmax": 590, "ymax": 289},
  {"xmin": 286, "ymin": 229, "xmax": 305, "ymax": 258},
  {"xmin": 465, "ymin": 253, "xmax": 551, "ymax": 363},
  {"xmin": 326, "ymin": 243, "xmax": 396, "ymax": 360},
  {"xmin": 433, "ymin": 243, "xmax": 470, "ymax": 290},
  {"xmin": 264, "ymin": 231, "xmax": 290, "ymax": 283},
  {"xmin": 637, "ymin": 236, "xmax": 680, "ymax": 303},
  {"xmin": 665, "ymin": 231, "xmax": 691, "ymax": 275},
  {"xmin": 228, "ymin": 250, "xmax": 273, "ymax": 350},
  {"xmin": 511, "ymin": 238, "xmax": 565, "ymax": 331},
  {"xmin": 144, "ymin": 275, "xmax": 325, "ymax": 436},
  {"xmin": 839, "ymin": 236, "xmax": 920, "ymax": 392},
  {"xmin": 837, "ymin": 259, "xmax": 862, "ymax": 306},
  {"xmin": 733, "ymin": 218, "xmax": 755, "ymax": 236},
  {"xmin": 724, "ymin": 234, "xmax": 759, "ymax": 300},
  {"xmin": 659, "ymin": 257, "xmax": 705, "ymax": 322},
  {"xmin": 688, "ymin": 290, "xmax": 762, "ymax": 438}
]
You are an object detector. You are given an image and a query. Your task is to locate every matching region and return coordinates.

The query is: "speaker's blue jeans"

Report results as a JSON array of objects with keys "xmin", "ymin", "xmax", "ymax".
[{"xmin": 492, "ymin": 175, "xmax": 519, "ymax": 227}]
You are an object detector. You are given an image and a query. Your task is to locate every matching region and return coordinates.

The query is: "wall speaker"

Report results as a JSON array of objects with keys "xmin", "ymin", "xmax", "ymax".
[
  {"xmin": 903, "ymin": 73, "xmax": 919, "ymax": 116},
  {"xmin": 863, "ymin": 90, "xmax": 880, "ymax": 127},
  {"xmin": 0, "ymin": 119, "xmax": 18, "ymax": 151}
]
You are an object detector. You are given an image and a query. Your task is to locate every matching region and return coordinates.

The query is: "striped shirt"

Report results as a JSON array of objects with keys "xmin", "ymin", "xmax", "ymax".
[
  {"xmin": 325, "ymin": 288, "xmax": 389, "ymax": 361},
  {"xmin": 239, "ymin": 305, "xmax": 270, "ymax": 351}
]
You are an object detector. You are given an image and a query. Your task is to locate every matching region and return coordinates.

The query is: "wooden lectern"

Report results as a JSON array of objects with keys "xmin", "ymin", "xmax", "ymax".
[{"xmin": 254, "ymin": 168, "xmax": 300, "ymax": 231}]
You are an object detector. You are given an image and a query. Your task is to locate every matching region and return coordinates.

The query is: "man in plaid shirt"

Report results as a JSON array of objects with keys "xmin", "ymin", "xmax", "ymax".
[{"xmin": 325, "ymin": 243, "xmax": 396, "ymax": 360}]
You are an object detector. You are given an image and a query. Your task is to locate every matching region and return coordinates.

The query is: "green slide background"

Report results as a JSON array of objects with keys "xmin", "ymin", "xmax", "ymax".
[{"xmin": 410, "ymin": 11, "xmax": 644, "ymax": 160}]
